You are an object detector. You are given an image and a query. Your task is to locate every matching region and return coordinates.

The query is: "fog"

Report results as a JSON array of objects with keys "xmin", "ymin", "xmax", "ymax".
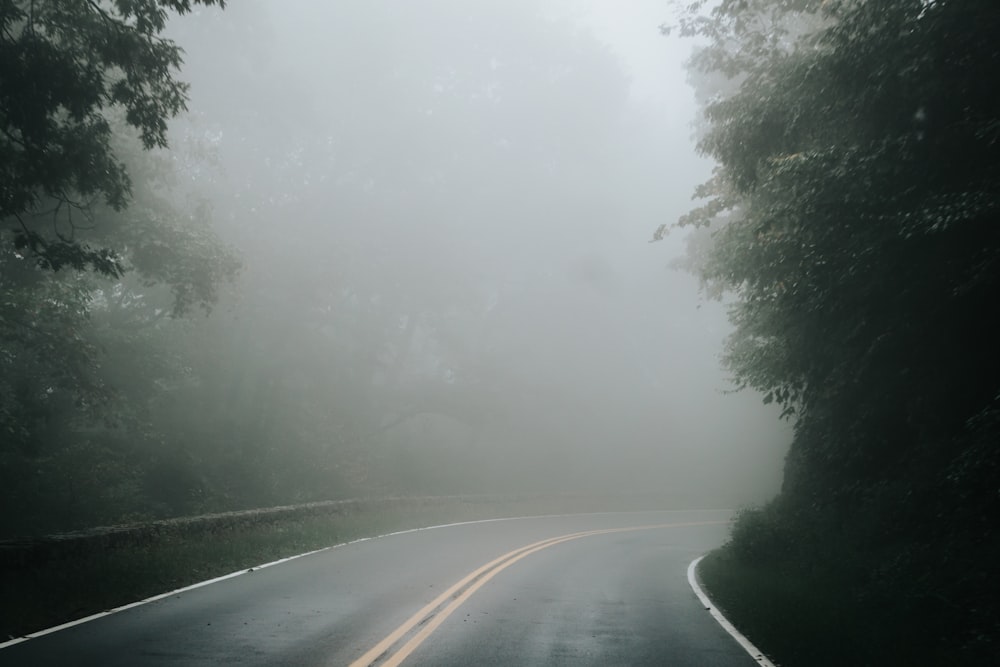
[{"xmin": 162, "ymin": 0, "xmax": 790, "ymax": 507}]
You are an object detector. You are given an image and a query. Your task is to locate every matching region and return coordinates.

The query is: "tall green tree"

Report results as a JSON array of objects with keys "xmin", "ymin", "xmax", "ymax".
[
  {"xmin": 669, "ymin": 0, "xmax": 1000, "ymax": 657},
  {"xmin": 670, "ymin": 0, "xmax": 999, "ymax": 488},
  {"xmin": 1, "ymin": 0, "xmax": 235, "ymax": 534},
  {"xmin": 1, "ymin": 0, "xmax": 225, "ymax": 274}
]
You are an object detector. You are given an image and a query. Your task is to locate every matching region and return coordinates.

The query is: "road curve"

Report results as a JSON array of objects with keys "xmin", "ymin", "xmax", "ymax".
[{"xmin": 2, "ymin": 509, "xmax": 759, "ymax": 666}]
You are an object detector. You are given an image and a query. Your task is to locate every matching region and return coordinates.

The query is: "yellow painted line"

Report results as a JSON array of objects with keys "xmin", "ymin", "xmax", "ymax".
[
  {"xmin": 350, "ymin": 520, "xmax": 727, "ymax": 667},
  {"xmin": 347, "ymin": 529, "xmax": 604, "ymax": 667}
]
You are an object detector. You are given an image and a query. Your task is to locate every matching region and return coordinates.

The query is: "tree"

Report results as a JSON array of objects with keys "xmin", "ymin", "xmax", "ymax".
[
  {"xmin": 669, "ymin": 0, "xmax": 1000, "ymax": 657},
  {"xmin": 0, "ymin": 0, "xmax": 237, "ymax": 534},
  {"xmin": 670, "ymin": 0, "xmax": 1000, "ymax": 481},
  {"xmin": 0, "ymin": 125, "xmax": 240, "ymax": 533},
  {"xmin": 0, "ymin": 0, "xmax": 225, "ymax": 275}
]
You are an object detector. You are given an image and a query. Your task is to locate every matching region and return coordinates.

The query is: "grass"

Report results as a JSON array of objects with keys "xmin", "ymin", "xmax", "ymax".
[
  {"xmin": 2, "ymin": 494, "xmax": 674, "ymax": 641},
  {"xmin": 696, "ymin": 546, "xmax": 962, "ymax": 667}
]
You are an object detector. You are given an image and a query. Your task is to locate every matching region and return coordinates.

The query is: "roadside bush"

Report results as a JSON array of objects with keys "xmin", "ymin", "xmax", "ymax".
[{"xmin": 728, "ymin": 503, "xmax": 789, "ymax": 565}]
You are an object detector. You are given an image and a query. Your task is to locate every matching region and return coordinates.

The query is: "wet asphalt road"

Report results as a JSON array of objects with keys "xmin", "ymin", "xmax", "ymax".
[{"xmin": 2, "ymin": 510, "xmax": 760, "ymax": 666}]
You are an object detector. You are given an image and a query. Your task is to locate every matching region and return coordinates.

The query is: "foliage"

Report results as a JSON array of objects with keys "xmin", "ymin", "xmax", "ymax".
[
  {"xmin": 0, "ymin": 0, "xmax": 240, "ymax": 534},
  {"xmin": 0, "ymin": 0, "xmax": 225, "ymax": 275},
  {"xmin": 676, "ymin": 0, "xmax": 1000, "ymax": 429},
  {"xmin": 698, "ymin": 538, "xmax": 961, "ymax": 667},
  {"xmin": 726, "ymin": 504, "xmax": 785, "ymax": 564},
  {"xmin": 671, "ymin": 0, "xmax": 1000, "ymax": 658},
  {"xmin": 0, "ymin": 129, "xmax": 240, "ymax": 533}
]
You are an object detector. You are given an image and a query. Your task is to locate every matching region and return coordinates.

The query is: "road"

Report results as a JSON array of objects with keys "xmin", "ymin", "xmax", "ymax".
[{"xmin": 1, "ymin": 510, "xmax": 761, "ymax": 666}]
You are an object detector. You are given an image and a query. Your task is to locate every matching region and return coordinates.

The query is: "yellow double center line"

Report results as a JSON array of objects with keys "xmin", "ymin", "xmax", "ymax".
[{"xmin": 348, "ymin": 520, "xmax": 726, "ymax": 667}]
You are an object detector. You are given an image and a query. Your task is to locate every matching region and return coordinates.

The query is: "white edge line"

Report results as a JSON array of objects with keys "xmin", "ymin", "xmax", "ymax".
[
  {"xmin": 687, "ymin": 555, "xmax": 776, "ymax": 667},
  {"xmin": 1, "ymin": 508, "xmax": 732, "ymax": 650}
]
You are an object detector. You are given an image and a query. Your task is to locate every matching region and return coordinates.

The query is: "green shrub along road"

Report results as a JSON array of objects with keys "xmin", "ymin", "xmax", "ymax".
[{"xmin": 698, "ymin": 502, "xmax": 998, "ymax": 666}]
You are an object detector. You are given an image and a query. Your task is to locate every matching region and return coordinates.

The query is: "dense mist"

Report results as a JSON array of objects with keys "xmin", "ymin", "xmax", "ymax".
[
  {"xmin": 1, "ymin": 0, "xmax": 789, "ymax": 535},
  {"xmin": 169, "ymin": 0, "xmax": 788, "ymax": 502}
]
